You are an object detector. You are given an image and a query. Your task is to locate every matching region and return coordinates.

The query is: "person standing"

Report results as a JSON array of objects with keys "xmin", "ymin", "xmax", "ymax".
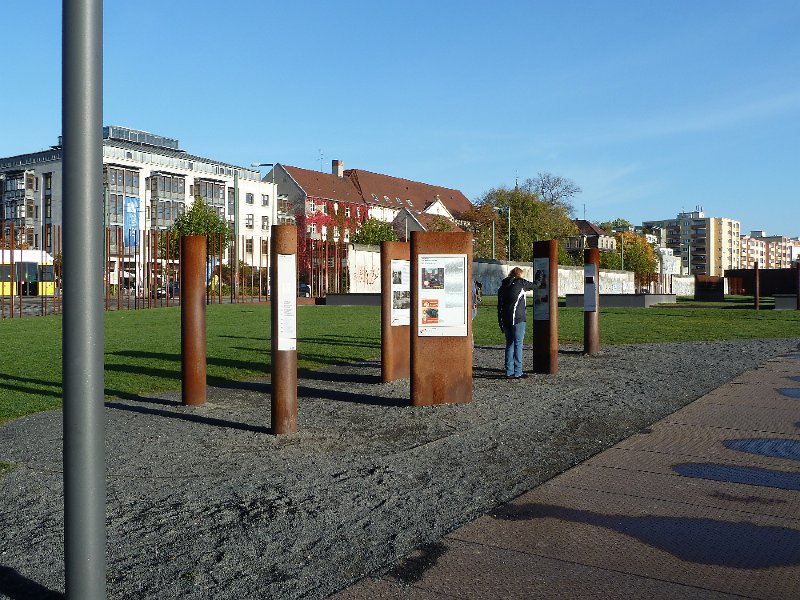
[{"xmin": 497, "ymin": 267, "xmax": 536, "ymax": 379}]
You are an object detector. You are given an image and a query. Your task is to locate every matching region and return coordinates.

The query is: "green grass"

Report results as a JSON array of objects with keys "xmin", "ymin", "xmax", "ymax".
[{"xmin": 1, "ymin": 299, "xmax": 799, "ymax": 424}]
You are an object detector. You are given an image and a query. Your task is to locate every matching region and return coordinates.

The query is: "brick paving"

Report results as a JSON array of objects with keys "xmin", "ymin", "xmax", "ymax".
[{"xmin": 336, "ymin": 352, "xmax": 800, "ymax": 599}]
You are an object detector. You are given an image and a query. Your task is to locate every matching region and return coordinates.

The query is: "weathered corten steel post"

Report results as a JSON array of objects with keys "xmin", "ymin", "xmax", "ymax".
[
  {"xmin": 583, "ymin": 248, "xmax": 600, "ymax": 355},
  {"xmin": 270, "ymin": 224, "xmax": 298, "ymax": 433},
  {"xmin": 410, "ymin": 232, "xmax": 473, "ymax": 406},
  {"xmin": 532, "ymin": 240, "xmax": 559, "ymax": 374},
  {"xmin": 181, "ymin": 235, "xmax": 207, "ymax": 405},
  {"xmin": 381, "ymin": 241, "xmax": 411, "ymax": 382},
  {"xmin": 754, "ymin": 260, "xmax": 760, "ymax": 311},
  {"xmin": 796, "ymin": 265, "xmax": 800, "ymax": 310}
]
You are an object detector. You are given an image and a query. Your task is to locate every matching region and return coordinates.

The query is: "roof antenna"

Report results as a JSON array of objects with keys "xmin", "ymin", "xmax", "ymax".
[{"xmin": 318, "ymin": 149, "xmax": 324, "ymax": 172}]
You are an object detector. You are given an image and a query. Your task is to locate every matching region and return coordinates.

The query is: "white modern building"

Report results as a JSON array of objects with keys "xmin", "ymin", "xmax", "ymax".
[{"xmin": 0, "ymin": 126, "xmax": 276, "ymax": 278}]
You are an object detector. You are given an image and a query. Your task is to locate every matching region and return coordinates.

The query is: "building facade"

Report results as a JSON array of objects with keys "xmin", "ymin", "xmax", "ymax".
[
  {"xmin": 743, "ymin": 231, "xmax": 795, "ymax": 269},
  {"xmin": 642, "ymin": 209, "xmax": 741, "ymax": 276},
  {"xmin": 0, "ymin": 126, "xmax": 276, "ymax": 279}
]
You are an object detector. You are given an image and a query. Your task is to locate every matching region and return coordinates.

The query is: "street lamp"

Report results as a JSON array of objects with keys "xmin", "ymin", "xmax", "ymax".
[{"xmin": 494, "ymin": 205, "xmax": 511, "ymax": 261}]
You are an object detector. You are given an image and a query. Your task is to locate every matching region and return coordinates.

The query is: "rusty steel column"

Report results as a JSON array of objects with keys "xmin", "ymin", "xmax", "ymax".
[
  {"xmin": 270, "ymin": 224, "xmax": 298, "ymax": 434},
  {"xmin": 796, "ymin": 265, "xmax": 800, "ymax": 310},
  {"xmin": 583, "ymin": 248, "xmax": 600, "ymax": 355},
  {"xmin": 754, "ymin": 260, "xmax": 760, "ymax": 311},
  {"xmin": 181, "ymin": 235, "xmax": 207, "ymax": 405},
  {"xmin": 410, "ymin": 232, "xmax": 473, "ymax": 406},
  {"xmin": 381, "ymin": 241, "xmax": 411, "ymax": 382},
  {"xmin": 532, "ymin": 240, "xmax": 558, "ymax": 374}
]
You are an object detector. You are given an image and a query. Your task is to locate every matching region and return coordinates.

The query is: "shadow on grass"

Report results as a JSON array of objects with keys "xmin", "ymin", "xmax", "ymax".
[{"xmin": 0, "ymin": 373, "xmax": 62, "ymax": 398}]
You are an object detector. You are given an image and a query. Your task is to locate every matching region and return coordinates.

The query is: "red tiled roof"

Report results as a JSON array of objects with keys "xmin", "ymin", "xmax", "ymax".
[
  {"xmin": 283, "ymin": 165, "xmax": 364, "ymax": 205},
  {"xmin": 573, "ymin": 219, "xmax": 610, "ymax": 237},
  {"xmin": 346, "ymin": 169, "xmax": 472, "ymax": 217}
]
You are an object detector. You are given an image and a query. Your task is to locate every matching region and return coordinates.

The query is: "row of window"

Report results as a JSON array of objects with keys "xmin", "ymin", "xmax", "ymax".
[
  {"xmin": 308, "ymin": 199, "xmax": 357, "ymax": 218},
  {"xmin": 106, "ymin": 167, "xmax": 140, "ymax": 191},
  {"xmin": 243, "ymin": 214, "xmax": 270, "ymax": 230}
]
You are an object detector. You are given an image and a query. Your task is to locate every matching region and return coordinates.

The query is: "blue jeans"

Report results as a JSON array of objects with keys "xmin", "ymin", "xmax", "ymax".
[{"xmin": 504, "ymin": 321, "xmax": 526, "ymax": 377}]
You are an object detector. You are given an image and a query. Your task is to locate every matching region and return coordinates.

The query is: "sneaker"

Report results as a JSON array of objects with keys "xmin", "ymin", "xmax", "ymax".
[{"xmin": 514, "ymin": 374, "xmax": 528, "ymax": 379}]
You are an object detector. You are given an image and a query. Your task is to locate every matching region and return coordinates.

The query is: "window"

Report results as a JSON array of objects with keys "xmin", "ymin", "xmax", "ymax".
[
  {"xmin": 309, "ymin": 199, "xmax": 316, "ymax": 213},
  {"xmin": 345, "ymin": 206, "xmax": 351, "ymax": 218},
  {"xmin": 245, "ymin": 214, "xmax": 254, "ymax": 229},
  {"xmin": 246, "ymin": 193, "xmax": 254, "ymax": 205},
  {"xmin": 261, "ymin": 194, "xmax": 269, "ymax": 206},
  {"xmin": 261, "ymin": 216, "xmax": 270, "ymax": 230},
  {"xmin": 261, "ymin": 239, "xmax": 269, "ymax": 254},
  {"xmin": 45, "ymin": 197, "xmax": 52, "ymax": 219},
  {"xmin": 245, "ymin": 238, "xmax": 253, "ymax": 253},
  {"xmin": 309, "ymin": 222, "xmax": 317, "ymax": 235}
]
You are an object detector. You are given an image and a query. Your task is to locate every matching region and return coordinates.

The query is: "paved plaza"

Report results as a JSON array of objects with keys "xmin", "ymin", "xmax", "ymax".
[{"xmin": 338, "ymin": 352, "xmax": 800, "ymax": 599}]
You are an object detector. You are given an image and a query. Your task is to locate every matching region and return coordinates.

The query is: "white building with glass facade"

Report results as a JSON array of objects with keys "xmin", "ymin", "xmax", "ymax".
[{"xmin": 0, "ymin": 126, "xmax": 276, "ymax": 273}]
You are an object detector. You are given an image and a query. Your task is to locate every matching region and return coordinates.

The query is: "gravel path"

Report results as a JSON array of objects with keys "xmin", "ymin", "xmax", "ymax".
[{"xmin": 1, "ymin": 338, "xmax": 799, "ymax": 599}]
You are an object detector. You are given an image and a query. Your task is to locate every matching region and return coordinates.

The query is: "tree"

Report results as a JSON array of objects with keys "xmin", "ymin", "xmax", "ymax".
[
  {"xmin": 350, "ymin": 218, "xmax": 397, "ymax": 246},
  {"xmin": 469, "ymin": 185, "xmax": 578, "ymax": 262},
  {"xmin": 598, "ymin": 217, "xmax": 634, "ymax": 235},
  {"xmin": 526, "ymin": 172, "xmax": 581, "ymax": 216},
  {"xmin": 166, "ymin": 196, "xmax": 231, "ymax": 255},
  {"xmin": 600, "ymin": 231, "xmax": 657, "ymax": 275}
]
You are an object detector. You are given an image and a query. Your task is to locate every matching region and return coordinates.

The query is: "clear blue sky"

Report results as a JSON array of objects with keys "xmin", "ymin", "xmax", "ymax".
[{"xmin": 2, "ymin": 1, "xmax": 798, "ymax": 237}]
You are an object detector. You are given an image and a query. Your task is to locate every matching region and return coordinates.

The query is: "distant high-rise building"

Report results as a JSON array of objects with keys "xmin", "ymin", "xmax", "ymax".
[{"xmin": 642, "ymin": 208, "xmax": 741, "ymax": 276}]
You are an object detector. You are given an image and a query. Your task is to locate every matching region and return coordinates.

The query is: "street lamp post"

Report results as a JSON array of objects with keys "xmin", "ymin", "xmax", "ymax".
[
  {"xmin": 494, "ymin": 206, "xmax": 511, "ymax": 261},
  {"xmin": 613, "ymin": 228, "xmax": 626, "ymax": 271}
]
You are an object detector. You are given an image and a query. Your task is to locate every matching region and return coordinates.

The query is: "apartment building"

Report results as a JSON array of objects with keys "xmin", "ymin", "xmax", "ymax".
[
  {"xmin": 740, "ymin": 233, "xmax": 768, "ymax": 268},
  {"xmin": 642, "ymin": 208, "xmax": 741, "ymax": 276},
  {"xmin": 0, "ymin": 126, "xmax": 276, "ymax": 273},
  {"xmin": 743, "ymin": 231, "xmax": 795, "ymax": 269}
]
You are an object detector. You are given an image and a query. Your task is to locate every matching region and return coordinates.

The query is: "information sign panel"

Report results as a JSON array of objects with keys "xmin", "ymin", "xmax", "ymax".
[
  {"xmin": 417, "ymin": 254, "xmax": 468, "ymax": 337},
  {"xmin": 390, "ymin": 259, "xmax": 411, "ymax": 326},
  {"xmin": 533, "ymin": 257, "xmax": 551, "ymax": 321},
  {"xmin": 584, "ymin": 263, "xmax": 598, "ymax": 312},
  {"xmin": 276, "ymin": 253, "xmax": 297, "ymax": 351}
]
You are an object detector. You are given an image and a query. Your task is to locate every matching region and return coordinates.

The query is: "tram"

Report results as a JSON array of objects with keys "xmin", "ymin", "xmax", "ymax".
[{"xmin": 0, "ymin": 249, "xmax": 57, "ymax": 297}]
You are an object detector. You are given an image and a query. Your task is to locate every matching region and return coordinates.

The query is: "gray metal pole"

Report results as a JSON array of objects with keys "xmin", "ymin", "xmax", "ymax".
[{"xmin": 62, "ymin": 1, "xmax": 106, "ymax": 598}]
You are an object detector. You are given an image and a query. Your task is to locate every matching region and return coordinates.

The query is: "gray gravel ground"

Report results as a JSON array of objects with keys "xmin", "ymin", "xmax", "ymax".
[{"xmin": 1, "ymin": 338, "xmax": 799, "ymax": 599}]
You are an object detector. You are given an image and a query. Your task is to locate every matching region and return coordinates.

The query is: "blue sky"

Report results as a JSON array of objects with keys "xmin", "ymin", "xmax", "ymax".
[{"xmin": 2, "ymin": 0, "xmax": 798, "ymax": 236}]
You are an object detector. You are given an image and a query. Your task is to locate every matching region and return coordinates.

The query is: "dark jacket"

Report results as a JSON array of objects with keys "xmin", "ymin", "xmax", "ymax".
[{"xmin": 497, "ymin": 275, "xmax": 536, "ymax": 331}]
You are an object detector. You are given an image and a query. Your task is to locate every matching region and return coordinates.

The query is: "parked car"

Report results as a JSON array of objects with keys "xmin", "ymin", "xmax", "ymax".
[
  {"xmin": 298, "ymin": 282, "xmax": 311, "ymax": 297},
  {"xmin": 150, "ymin": 281, "xmax": 180, "ymax": 299}
]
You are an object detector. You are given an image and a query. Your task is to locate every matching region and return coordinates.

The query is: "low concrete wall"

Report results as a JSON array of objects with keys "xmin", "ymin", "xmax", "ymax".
[
  {"xmin": 473, "ymin": 259, "xmax": 636, "ymax": 295},
  {"xmin": 774, "ymin": 294, "xmax": 799, "ymax": 310},
  {"xmin": 565, "ymin": 294, "xmax": 677, "ymax": 308}
]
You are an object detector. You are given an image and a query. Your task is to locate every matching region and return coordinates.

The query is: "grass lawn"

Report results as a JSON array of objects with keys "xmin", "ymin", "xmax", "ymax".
[{"xmin": 1, "ymin": 298, "xmax": 799, "ymax": 423}]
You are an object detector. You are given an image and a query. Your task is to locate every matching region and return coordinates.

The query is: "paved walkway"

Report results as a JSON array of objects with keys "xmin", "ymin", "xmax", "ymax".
[{"xmin": 336, "ymin": 351, "xmax": 800, "ymax": 599}]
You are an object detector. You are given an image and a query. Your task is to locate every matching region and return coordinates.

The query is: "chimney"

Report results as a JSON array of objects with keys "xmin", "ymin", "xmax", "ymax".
[{"xmin": 332, "ymin": 159, "xmax": 344, "ymax": 178}]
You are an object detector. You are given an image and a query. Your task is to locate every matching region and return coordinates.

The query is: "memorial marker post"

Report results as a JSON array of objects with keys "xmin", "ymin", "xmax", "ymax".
[
  {"xmin": 532, "ymin": 240, "xmax": 558, "ymax": 374},
  {"xmin": 181, "ymin": 235, "xmax": 207, "ymax": 405},
  {"xmin": 410, "ymin": 232, "xmax": 472, "ymax": 406},
  {"xmin": 583, "ymin": 247, "xmax": 600, "ymax": 355},
  {"xmin": 270, "ymin": 224, "xmax": 298, "ymax": 434},
  {"xmin": 754, "ymin": 260, "xmax": 760, "ymax": 311},
  {"xmin": 381, "ymin": 241, "xmax": 411, "ymax": 382}
]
